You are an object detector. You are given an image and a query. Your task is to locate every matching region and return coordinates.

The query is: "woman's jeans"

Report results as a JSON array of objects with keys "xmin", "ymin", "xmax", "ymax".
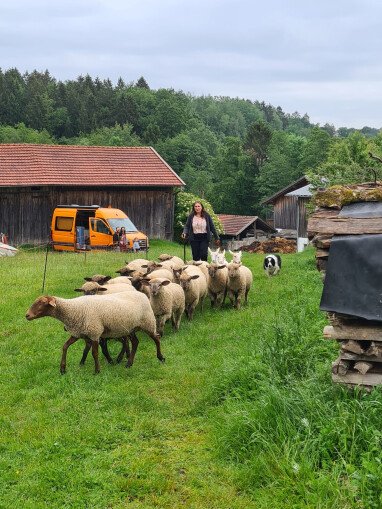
[{"xmin": 190, "ymin": 233, "xmax": 208, "ymax": 261}]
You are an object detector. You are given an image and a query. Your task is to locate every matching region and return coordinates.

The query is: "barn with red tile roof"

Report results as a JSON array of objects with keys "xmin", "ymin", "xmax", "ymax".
[{"xmin": 0, "ymin": 144, "xmax": 184, "ymax": 245}]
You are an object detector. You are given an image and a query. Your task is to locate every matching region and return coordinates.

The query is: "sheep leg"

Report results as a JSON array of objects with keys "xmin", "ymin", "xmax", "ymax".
[
  {"xmin": 91, "ymin": 341, "xmax": 100, "ymax": 374},
  {"xmin": 235, "ymin": 290, "xmax": 244, "ymax": 310},
  {"xmin": 245, "ymin": 287, "xmax": 250, "ymax": 304},
  {"xmin": 99, "ymin": 338, "xmax": 114, "ymax": 364},
  {"xmin": 79, "ymin": 339, "xmax": 92, "ymax": 365},
  {"xmin": 116, "ymin": 336, "xmax": 130, "ymax": 364},
  {"xmin": 208, "ymin": 290, "xmax": 216, "ymax": 308},
  {"xmin": 228, "ymin": 289, "xmax": 235, "ymax": 307},
  {"xmin": 156, "ymin": 316, "xmax": 166, "ymax": 337},
  {"xmin": 60, "ymin": 336, "xmax": 79, "ymax": 374},
  {"xmin": 126, "ymin": 332, "xmax": 139, "ymax": 368},
  {"xmin": 149, "ymin": 331, "xmax": 165, "ymax": 363},
  {"xmin": 172, "ymin": 309, "xmax": 182, "ymax": 331}
]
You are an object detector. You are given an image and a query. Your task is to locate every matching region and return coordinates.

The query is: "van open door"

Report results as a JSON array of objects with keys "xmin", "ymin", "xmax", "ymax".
[{"xmin": 89, "ymin": 218, "xmax": 113, "ymax": 249}]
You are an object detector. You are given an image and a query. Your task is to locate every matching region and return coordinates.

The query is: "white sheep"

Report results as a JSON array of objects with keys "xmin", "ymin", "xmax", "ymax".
[
  {"xmin": 208, "ymin": 247, "xmax": 227, "ymax": 265},
  {"xmin": 74, "ymin": 281, "xmax": 136, "ymax": 364},
  {"xmin": 187, "ymin": 260, "xmax": 209, "ymax": 284},
  {"xmin": 141, "ymin": 277, "xmax": 185, "ymax": 336},
  {"xmin": 178, "ymin": 266, "xmax": 208, "ymax": 320},
  {"xmin": 207, "ymin": 263, "xmax": 228, "ymax": 308},
  {"xmin": 229, "ymin": 250, "xmax": 243, "ymax": 264},
  {"xmin": 157, "ymin": 255, "xmax": 184, "ymax": 270},
  {"xmin": 25, "ymin": 291, "xmax": 164, "ymax": 374},
  {"xmin": 226, "ymin": 262, "xmax": 253, "ymax": 309}
]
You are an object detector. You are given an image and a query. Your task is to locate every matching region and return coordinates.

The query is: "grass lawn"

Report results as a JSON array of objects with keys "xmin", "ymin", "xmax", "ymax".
[{"xmin": 1, "ymin": 240, "xmax": 382, "ymax": 508}]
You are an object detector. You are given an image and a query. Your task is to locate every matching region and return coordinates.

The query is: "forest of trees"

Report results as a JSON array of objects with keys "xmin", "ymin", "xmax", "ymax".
[{"xmin": 1, "ymin": 68, "xmax": 382, "ymax": 216}]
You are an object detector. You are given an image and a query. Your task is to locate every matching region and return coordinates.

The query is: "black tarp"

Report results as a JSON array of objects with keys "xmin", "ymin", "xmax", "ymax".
[{"xmin": 320, "ymin": 233, "xmax": 382, "ymax": 321}]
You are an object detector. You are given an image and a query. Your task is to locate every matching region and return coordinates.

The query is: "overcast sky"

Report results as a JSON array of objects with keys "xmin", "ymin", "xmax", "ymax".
[{"xmin": 1, "ymin": 0, "xmax": 381, "ymax": 129}]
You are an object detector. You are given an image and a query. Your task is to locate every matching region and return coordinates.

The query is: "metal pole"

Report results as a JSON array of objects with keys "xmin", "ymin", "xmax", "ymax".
[
  {"xmin": 183, "ymin": 239, "xmax": 186, "ymax": 263},
  {"xmin": 42, "ymin": 242, "xmax": 50, "ymax": 293}
]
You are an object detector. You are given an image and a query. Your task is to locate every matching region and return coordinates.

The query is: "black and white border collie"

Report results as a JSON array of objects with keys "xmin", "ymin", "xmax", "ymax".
[{"xmin": 263, "ymin": 254, "xmax": 281, "ymax": 276}]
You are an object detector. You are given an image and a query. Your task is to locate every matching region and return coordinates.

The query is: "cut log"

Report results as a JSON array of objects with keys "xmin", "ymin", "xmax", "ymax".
[
  {"xmin": 340, "ymin": 352, "xmax": 382, "ymax": 363},
  {"xmin": 341, "ymin": 340, "xmax": 365, "ymax": 355},
  {"xmin": 316, "ymin": 258, "xmax": 327, "ymax": 272},
  {"xmin": 315, "ymin": 248, "xmax": 330, "ymax": 259},
  {"xmin": 307, "ymin": 216, "xmax": 382, "ymax": 236},
  {"xmin": 332, "ymin": 371, "xmax": 382, "ymax": 387},
  {"xmin": 354, "ymin": 361, "xmax": 373, "ymax": 375},
  {"xmin": 332, "ymin": 357, "xmax": 351, "ymax": 375},
  {"xmin": 323, "ymin": 324, "xmax": 382, "ymax": 342},
  {"xmin": 315, "ymin": 236, "xmax": 332, "ymax": 249}
]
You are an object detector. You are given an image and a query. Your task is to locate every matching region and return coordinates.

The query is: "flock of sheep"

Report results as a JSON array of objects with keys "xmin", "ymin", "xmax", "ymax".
[{"xmin": 25, "ymin": 248, "xmax": 253, "ymax": 375}]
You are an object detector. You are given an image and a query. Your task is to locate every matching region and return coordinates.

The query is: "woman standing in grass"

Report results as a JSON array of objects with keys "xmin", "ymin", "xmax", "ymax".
[{"xmin": 181, "ymin": 201, "xmax": 220, "ymax": 261}]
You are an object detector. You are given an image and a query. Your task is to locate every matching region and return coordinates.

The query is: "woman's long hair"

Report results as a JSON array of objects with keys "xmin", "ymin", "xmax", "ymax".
[{"xmin": 192, "ymin": 201, "xmax": 205, "ymax": 217}]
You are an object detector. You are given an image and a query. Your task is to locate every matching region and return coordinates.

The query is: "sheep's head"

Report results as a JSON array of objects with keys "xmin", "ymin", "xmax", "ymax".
[
  {"xmin": 144, "ymin": 261, "xmax": 163, "ymax": 274},
  {"xmin": 116, "ymin": 266, "xmax": 136, "ymax": 276},
  {"xmin": 208, "ymin": 263, "xmax": 226, "ymax": 278},
  {"xmin": 26, "ymin": 296, "xmax": 56, "ymax": 320},
  {"xmin": 179, "ymin": 273, "xmax": 199, "ymax": 291},
  {"xmin": 208, "ymin": 247, "xmax": 219, "ymax": 263},
  {"xmin": 84, "ymin": 274, "xmax": 111, "ymax": 284},
  {"xmin": 227, "ymin": 262, "xmax": 242, "ymax": 279},
  {"xmin": 172, "ymin": 267, "xmax": 184, "ymax": 283},
  {"xmin": 74, "ymin": 282, "xmax": 108, "ymax": 295},
  {"xmin": 129, "ymin": 271, "xmax": 148, "ymax": 290},
  {"xmin": 141, "ymin": 277, "xmax": 171, "ymax": 296},
  {"xmin": 229, "ymin": 250, "xmax": 242, "ymax": 263}
]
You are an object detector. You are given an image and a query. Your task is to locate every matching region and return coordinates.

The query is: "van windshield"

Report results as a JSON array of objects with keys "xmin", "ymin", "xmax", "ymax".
[{"xmin": 108, "ymin": 218, "xmax": 138, "ymax": 233}]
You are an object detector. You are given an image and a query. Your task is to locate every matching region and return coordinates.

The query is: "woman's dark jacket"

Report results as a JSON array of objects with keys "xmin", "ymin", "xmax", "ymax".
[{"xmin": 183, "ymin": 212, "xmax": 219, "ymax": 242}]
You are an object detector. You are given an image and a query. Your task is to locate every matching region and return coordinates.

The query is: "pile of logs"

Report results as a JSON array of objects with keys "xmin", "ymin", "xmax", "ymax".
[
  {"xmin": 308, "ymin": 182, "xmax": 382, "ymax": 389},
  {"xmin": 242, "ymin": 237, "xmax": 296, "ymax": 254}
]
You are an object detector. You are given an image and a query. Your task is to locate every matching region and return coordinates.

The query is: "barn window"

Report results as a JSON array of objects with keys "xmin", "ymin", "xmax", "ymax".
[{"xmin": 56, "ymin": 216, "xmax": 74, "ymax": 231}]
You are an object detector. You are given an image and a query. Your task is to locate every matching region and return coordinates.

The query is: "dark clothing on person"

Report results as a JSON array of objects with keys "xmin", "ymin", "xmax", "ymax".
[
  {"xmin": 183, "ymin": 211, "xmax": 219, "ymax": 261},
  {"xmin": 190, "ymin": 233, "xmax": 209, "ymax": 261}
]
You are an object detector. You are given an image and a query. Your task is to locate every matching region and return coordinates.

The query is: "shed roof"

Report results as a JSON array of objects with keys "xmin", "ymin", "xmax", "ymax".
[
  {"xmin": 0, "ymin": 144, "xmax": 185, "ymax": 187},
  {"xmin": 262, "ymin": 176, "xmax": 309, "ymax": 205},
  {"xmin": 217, "ymin": 214, "xmax": 276, "ymax": 236}
]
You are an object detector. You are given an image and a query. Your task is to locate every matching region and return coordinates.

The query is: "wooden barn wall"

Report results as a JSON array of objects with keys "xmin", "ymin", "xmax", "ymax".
[
  {"xmin": 0, "ymin": 187, "xmax": 175, "ymax": 245},
  {"xmin": 273, "ymin": 196, "xmax": 298, "ymax": 229}
]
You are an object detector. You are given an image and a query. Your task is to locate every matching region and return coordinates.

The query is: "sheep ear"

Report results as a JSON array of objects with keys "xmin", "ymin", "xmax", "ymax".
[
  {"xmin": 156, "ymin": 263, "xmax": 163, "ymax": 268},
  {"xmin": 229, "ymin": 250, "xmax": 233, "ymax": 255},
  {"xmin": 74, "ymin": 288, "xmax": 83, "ymax": 292},
  {"xmin": 84, "ymin": 277, "xmax": 92, "ymax": 281},
  {"xmin": 208, "ymin": 247, "xmax": 213, "ymax": 254},
  {"xmin": 141, "ymin": 264, "xmax": 148, "ymax": 268},
  {"xmin": 190, "ymin": 275, "xmax": 199, "ymax": 280},
  {"xmin": 47, "ymin": 296, "xmax": 57, "ymax": 307},
  {"xmin": 103, "ymin": 276, "xmax": 112, "ymax": 282},
  {"xmin": 140, "ymin": 279, "xmax": 150, "ymax": 286},
  {"xmin": 160, "ymin": 280, "xmax": 171, "ymax": 286},
  {"xmin": 217, "ymin": 265, "xmax": 226, "ymax": 270},
  {"xmin": 116, "ymin": 269, "xmax": 122, "ymax": 274},
  {"xmin": 99, "ymin": 287, "xmax": 108, "ymax": 292}
]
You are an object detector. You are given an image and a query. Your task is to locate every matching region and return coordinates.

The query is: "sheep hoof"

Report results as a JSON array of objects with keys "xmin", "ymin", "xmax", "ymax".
[
  {"xmin": 159, "ymin": 356, "xmax": 165, "ymax": 363},
  {"xmin": 60, "ymin": 367, "xmax": 66, "ymax": 375}
]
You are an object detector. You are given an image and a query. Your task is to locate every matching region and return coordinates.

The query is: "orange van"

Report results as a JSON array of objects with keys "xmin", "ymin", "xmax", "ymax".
[{"xmin": 51, "ymin": 205, "xmax": 148, "ymax": 252}]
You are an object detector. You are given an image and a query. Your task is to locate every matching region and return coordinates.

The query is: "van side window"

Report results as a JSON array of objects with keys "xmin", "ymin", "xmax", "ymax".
[
  {"xmin": 90, "ymin": 219, "xmax": 111, "ymax": 235},
  {"xmin": 56, "ymin": 216, "xmax": 74, "ymax": 231}
]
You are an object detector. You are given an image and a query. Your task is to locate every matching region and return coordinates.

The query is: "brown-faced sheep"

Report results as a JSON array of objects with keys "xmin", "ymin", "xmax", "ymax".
[{"xmin": 26, "ymin": 292, "xmax": 164, "ymax": 374}]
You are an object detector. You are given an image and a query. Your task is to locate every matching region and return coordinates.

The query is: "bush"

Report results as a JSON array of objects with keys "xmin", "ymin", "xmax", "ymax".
[{"xmin": 174, "ymin": 191, "xmax": 224, "ymax": 241}]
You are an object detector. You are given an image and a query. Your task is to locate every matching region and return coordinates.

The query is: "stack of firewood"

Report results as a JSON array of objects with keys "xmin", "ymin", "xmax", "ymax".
[
  {"xmin": 308, "ymin": 182, "xmax": 382, "ymax": 389},
  {"xmin": 242, "ymin": 237, "xmax": 296, "ymax": 254}
]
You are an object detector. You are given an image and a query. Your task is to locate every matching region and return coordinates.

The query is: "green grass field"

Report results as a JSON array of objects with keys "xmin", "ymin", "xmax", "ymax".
[{"xmin": 1, "ymin": 241, "xmax": 382, "ymax": 508}]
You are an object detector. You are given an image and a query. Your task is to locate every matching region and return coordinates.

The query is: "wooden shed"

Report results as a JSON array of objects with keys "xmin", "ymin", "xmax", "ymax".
[
  {"xmin": 217, "ymin": 214, "xmax": 276, "ymax": 240},
  {"xmin": 262, "ymin": 176, "xmax": 312, "ymax": 251},
  {"xmin": 0, "ymin": 144, "xmax": 184, "ymax": 246}
]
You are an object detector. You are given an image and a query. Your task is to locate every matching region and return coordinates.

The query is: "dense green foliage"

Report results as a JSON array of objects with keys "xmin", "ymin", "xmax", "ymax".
[
  {"xmin": 1, "ymin": 68, "xmax": 382, "ymax": 214},
  {"xmin": 174, "ymin": 191, "xmax": 224, "ymax": 240},
  {"xmin": 1, "ymin": 244, "xmax": 382, "ymax": 507}
]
